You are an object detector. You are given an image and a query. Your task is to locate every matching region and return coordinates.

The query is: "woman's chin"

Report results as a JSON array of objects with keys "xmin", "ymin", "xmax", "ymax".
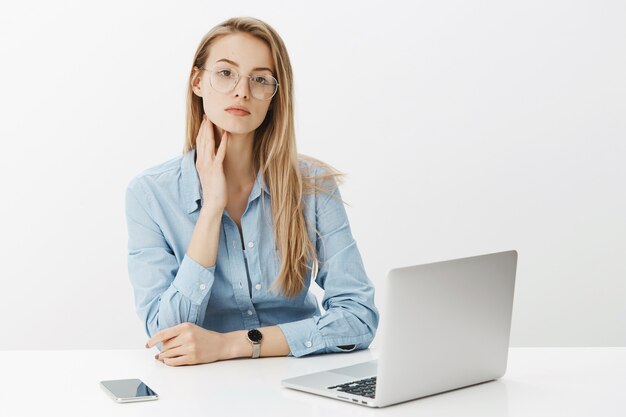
[{"xmin": 220, "ymin": 123, "xmax": 256, "ymax": 137}]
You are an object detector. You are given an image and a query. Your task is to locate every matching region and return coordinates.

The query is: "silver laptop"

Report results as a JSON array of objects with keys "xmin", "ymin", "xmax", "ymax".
[{"xmin": 282, "ymin": 250, "xmax": 517, "ymax": 408}]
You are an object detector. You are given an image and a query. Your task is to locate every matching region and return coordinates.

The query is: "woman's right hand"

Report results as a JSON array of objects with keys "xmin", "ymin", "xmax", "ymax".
[{"xmin": 195, "ymin": 114, "xmax": 229, "ymax": 211}]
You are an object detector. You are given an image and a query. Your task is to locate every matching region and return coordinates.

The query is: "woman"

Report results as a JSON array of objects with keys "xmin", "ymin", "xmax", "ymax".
[{"xmin": 125, "ymin": 16, "xmax": 378, "ymax": 367}]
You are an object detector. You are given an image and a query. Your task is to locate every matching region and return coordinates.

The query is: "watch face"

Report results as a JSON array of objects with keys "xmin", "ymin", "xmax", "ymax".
[{"xmin": 247, "ymin": 329, "xmax": 263, "ymax": 342}]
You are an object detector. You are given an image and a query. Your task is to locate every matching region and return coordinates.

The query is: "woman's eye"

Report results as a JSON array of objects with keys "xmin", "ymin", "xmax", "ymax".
[
  {"xmin": 252, "ymin": 76, "xmax": 268, "ymax": 84},
  {"xmin": 217, "ymin": 69, "xmax": 232, "ymax": 77}
]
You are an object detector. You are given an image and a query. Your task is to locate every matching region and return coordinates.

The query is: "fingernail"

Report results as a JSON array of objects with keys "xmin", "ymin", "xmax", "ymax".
[
  {"xmin": 154, "ymin": 354, "xmax": 159, "ymax": 360},
  {"xmin": 145, "ymin": 342, "xmax": 149, "ymax": 348}
]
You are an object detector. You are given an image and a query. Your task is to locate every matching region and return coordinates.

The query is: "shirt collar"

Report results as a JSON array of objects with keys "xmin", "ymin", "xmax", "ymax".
[{"xmin": 181, "ymin": 148, "xmax": 270, "ymax": 214}]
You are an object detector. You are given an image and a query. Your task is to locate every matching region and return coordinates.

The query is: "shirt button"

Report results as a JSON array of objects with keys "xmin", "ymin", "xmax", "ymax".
[
  {"xmin": 247, "ymin": 309, "xmax": 253, "ymax": 316},
  {"xmin": 255, "ymin": 284, "xmax": 261, "ymax": 290},
  {"xmin": 199, "ymin": 284, "xmax": 206, "ymax": 290},
  {"xmin": 305, "ymin": 341, "xmax": 312, "ymax": 348},
  {"xmin": 248, "ymin": 241, "xmax": 255, "ymax": 248},
  {"xmin": 239, "ymin": 281, "xmax": 243, "ymax": 288}
]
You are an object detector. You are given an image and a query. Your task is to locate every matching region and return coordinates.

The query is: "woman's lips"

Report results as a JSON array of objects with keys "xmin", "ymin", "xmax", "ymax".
[{"xmin": 225, "ymin": 109, "xmax": 250, "ymax": 116}]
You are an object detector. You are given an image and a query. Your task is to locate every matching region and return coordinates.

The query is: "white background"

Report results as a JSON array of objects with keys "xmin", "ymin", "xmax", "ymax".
[{"xmin": 0, "ymin": 0, "xmax": 624, "ymax": 350}]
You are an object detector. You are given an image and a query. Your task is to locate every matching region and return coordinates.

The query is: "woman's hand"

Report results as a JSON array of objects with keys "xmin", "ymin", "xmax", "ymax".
[
  {"xmin": 146, "ymin": 322, "xmax": 229, "ymax": 366},
  {"xmin": 195, "ymin": 114, "xmax": 229, "ymax": 211}
]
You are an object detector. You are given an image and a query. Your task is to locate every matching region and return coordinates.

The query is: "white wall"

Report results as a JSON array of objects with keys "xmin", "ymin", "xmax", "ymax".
[{"xmin": 1, "ymin": 0, "xmax": 624, "ymax": 350}]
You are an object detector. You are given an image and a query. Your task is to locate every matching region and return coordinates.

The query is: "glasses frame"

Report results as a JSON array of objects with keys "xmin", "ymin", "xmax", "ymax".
[{"xmin": 200, "ymin": 66, "xmax": 279, "ymax": 101}]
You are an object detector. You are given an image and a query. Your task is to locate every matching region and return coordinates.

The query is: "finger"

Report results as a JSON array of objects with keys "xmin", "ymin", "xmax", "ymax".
[
  {"xmin": 206, "ymin": 118, "xmax": 216, "ymax": 157},
  {"xmin": 160, "ymin": 336, "xmax": 184, "ymax": 353},
  {"xmin": 198, "ymin": 117, "xmax": 213, "ymax": 160},
  {"xmin": 215, "ymin": 130, "xmax": 228, "ymax": 163},
  {"xmin": 197, "ymin": 115, "xmax": 207, "ymax": 142},
  {"xmin": 146, "ymin": 325, "xmax": 181, "ymax": 348},
  {"xmin": 157, "ymin": 345, "xmax": 186, "ymax": 360},
  {"xmin": 196, "ymin": 118, "xmax": 207, "ymax": 160},
  {"xmin": 163, "ymin": 355, "xmax": 190, "ymax": 367}
]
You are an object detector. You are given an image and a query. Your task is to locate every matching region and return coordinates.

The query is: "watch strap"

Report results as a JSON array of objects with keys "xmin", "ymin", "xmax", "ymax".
[{"xmin": 251, "ymin": 341, "xmax": 261, "ymax": 359}]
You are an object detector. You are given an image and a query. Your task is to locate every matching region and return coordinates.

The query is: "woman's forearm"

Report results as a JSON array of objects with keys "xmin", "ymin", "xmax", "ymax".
[
  {"xmin": 223, "ymin": 326, "xmax": 290, "ymax": 359},
  {"xmin": 186, "ymin": 205, "xmax": 224, "ymax": 268}
]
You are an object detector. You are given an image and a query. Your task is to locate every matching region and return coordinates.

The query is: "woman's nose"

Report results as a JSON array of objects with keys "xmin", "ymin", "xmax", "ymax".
[{"xmin": 233, "ymin": 76, "xmax": 250, "ymax": 99}]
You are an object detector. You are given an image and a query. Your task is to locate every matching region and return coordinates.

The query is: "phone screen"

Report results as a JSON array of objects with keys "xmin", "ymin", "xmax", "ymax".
[{"xmin": 100, "ymin": 378, "xmax": 158, "ymax": 402}]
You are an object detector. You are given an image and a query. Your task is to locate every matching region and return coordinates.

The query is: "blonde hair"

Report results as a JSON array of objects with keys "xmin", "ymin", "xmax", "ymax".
[{"xmin": 184, "ymin": 17, "xmax": 346, "ymax": 297}]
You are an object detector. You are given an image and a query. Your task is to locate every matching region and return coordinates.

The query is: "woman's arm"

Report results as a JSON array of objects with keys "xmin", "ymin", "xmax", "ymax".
[
  {"xmin": 276, "ymin": 170, "xmax": 379, "ymax": 357},
  {"xmin": 147, "ymin": 322, "xmax": 290, "ymax": 365},
  {"xmin": 125, "ymin": 180, "xmax": 221, "ymax": 339},
  {"xmin": 223, "ymin": 325, "xmax": 290, "ymax": 359},
  {"xmin": 186, "ymin": 204, "xmax": 224, "ymax": 268}
]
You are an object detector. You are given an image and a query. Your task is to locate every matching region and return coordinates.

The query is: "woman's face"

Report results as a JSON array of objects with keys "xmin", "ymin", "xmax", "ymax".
[{"xmin": 192, "ymin": 33, "xmax": 275, "ymax": 136}]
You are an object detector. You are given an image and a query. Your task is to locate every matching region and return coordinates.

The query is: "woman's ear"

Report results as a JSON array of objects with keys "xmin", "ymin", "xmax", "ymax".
[{"xmin": 191, "ymin": 67, "xmax": 203, "ymax": 97}]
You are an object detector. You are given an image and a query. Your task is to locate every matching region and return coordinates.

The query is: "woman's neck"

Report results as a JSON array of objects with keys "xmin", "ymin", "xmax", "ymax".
[{"xmin": 221, "ymin": 130, "xmax": 256, "ymax": 192}]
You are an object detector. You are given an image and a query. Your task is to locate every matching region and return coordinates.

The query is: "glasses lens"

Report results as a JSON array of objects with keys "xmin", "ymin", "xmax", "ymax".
[
  {"xmin": 210, "ymin": 67, "xmax": 238, "ymax": 93},
  {"xmin": 250, "ymin": 75, "xmax": 278, "ymax": 100}
]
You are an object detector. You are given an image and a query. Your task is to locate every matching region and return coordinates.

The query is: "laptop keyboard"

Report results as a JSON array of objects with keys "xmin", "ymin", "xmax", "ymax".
[{"xmin": 328, "ymin": 376, "xmax": 376, "ymax": 398}]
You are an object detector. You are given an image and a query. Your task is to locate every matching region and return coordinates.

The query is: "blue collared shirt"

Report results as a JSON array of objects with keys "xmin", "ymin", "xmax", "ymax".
[{"xmin": 125, "ymin": 149, "xmax": 379, "ymax": 357}]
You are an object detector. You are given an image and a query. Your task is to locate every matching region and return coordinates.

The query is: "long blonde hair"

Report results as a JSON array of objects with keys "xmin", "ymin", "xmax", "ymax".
[{"xmin": 184, "ymin": 17, "xmax": 346, "ymax": 297}]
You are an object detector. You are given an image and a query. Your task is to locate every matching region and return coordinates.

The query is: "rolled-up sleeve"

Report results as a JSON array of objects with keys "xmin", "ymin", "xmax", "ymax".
[
  {"xmin": 125, "ymin": 179, "xmax": 216, "ymax": 339},
  {"xmin": 277, "ymin": 175, "xmax": 379, "ymax": 357}
]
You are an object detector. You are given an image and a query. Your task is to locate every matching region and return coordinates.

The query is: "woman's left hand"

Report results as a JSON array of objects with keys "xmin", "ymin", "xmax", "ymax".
[{"xmin": 146, "ymin": 322, "xmax": 228, "ymax": 366}]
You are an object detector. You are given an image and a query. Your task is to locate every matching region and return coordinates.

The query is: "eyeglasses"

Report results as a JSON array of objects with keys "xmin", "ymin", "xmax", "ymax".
[{"xmin": 200, "ymin": 66, "xmax": 279, "ymax": 101}]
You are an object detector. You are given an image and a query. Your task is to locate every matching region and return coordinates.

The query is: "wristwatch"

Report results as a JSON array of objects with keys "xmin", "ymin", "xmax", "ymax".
[{"xmin": 247, "ymin": 329, "xmax": 263, "ymax": 359}]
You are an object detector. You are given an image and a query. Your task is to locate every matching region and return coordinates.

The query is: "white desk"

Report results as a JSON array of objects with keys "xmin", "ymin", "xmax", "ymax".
[{"xmin": 1, "ymin": 348, "xmax": 625, "ymax": 416}]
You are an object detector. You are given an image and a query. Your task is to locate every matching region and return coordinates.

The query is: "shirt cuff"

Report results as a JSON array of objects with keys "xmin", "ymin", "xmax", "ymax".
[
  {"xmin": 277, "ymin": 318, "xmax": 325, "ymax": 357},
  {"xmin": 171, "ymin": 253, "xmax": 216, "ymax": 305},
  {"xmin": 277, "ymin": 318, "xmax": 368, "ymax": 357}
]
